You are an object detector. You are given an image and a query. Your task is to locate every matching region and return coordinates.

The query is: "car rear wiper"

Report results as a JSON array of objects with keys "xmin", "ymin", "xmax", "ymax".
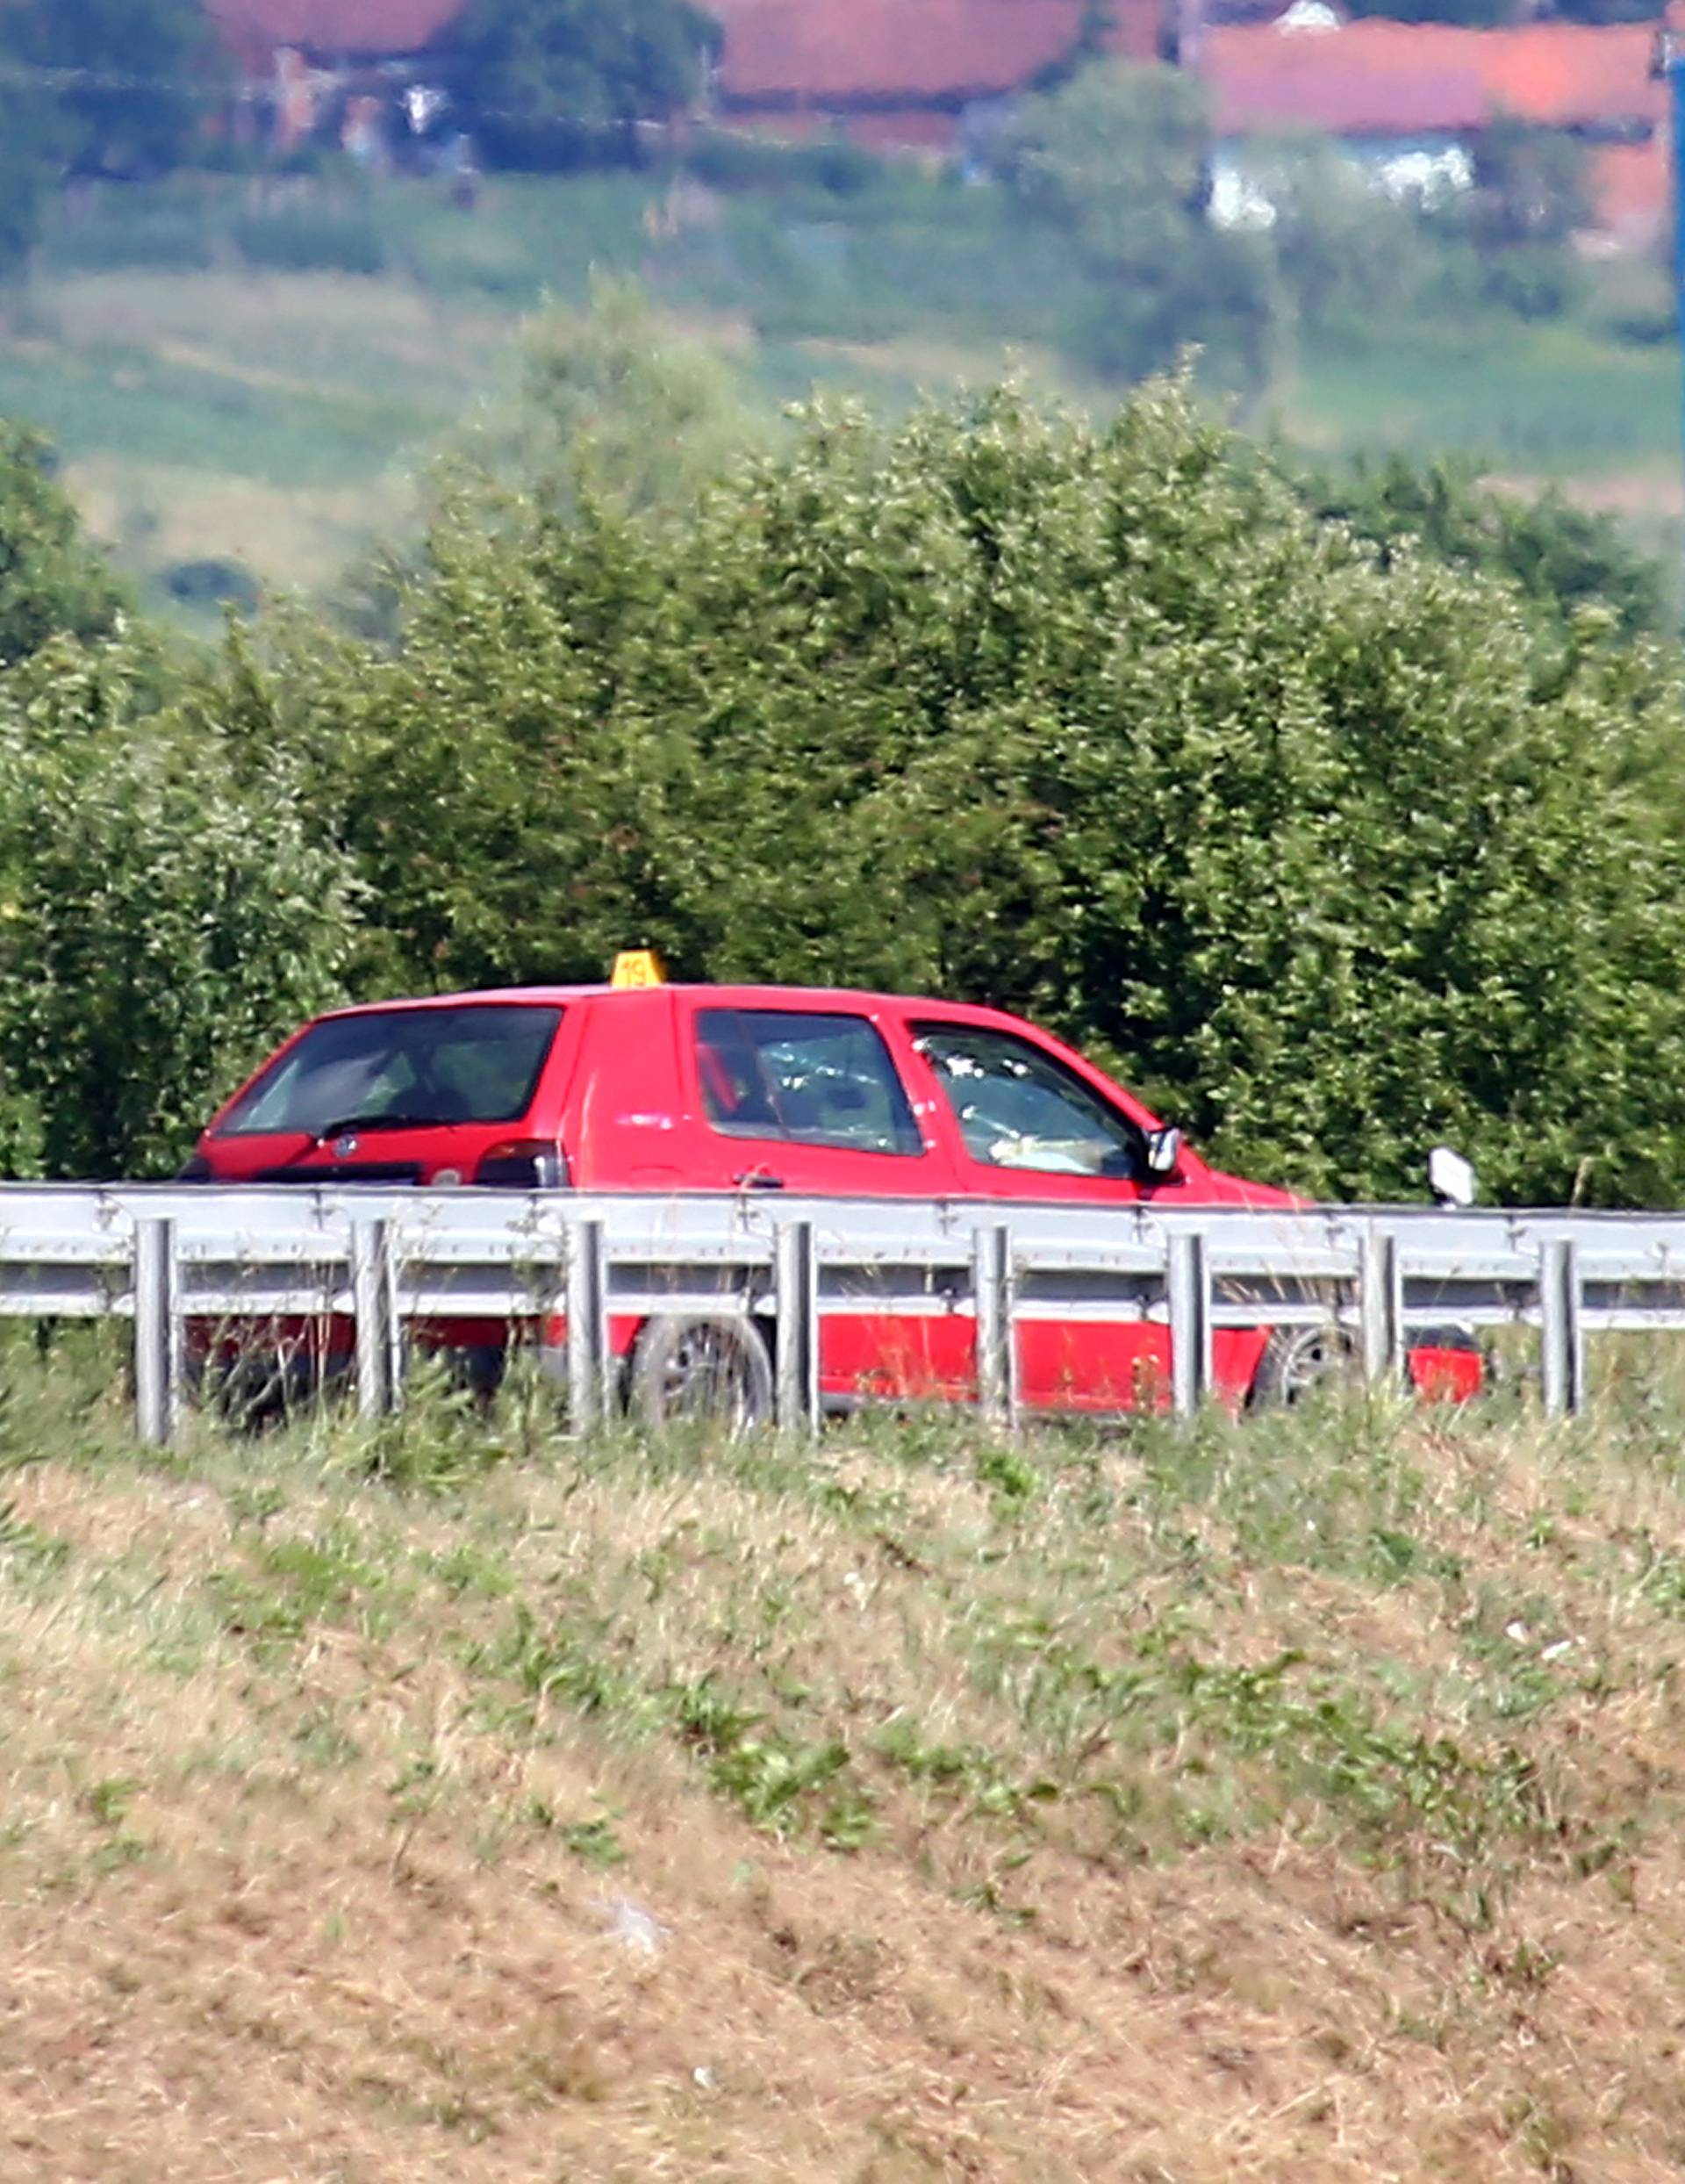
[{"xmin": 311, "ymin": 1112, "xmax": 461, "ymax": 1144}]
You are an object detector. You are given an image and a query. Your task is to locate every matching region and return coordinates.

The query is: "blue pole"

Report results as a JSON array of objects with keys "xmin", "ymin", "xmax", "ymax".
[{"xmin": 1673, "ymin": 54, "xmax": 1685, "ymax": 552}]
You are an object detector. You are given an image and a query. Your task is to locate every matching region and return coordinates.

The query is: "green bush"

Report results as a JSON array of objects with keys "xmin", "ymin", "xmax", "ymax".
[
  {"xmin": 232, "ymin": 373, "xmax": 1685, "ymax": 1207},
  {"xmin": 0, "ymin": 641, "xmax": 359, "ymax": 1178},
  {"xmin": 688, "ymin": 130, "xmax": 885, "ymax": 197},
  {"xmin": 1480, "ymin": 242, "xmax": 1583, "ymax": 321},
  {"xmin": 164, "ymin": 557, "xmax": 261, "ymax": 613},
  {"xmin": 0, "ymin": 423, "xmax": 126, "ymax": 666}
]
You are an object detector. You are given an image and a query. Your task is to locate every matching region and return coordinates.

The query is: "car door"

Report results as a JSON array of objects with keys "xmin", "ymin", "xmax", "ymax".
[
  {"xmin": 905, "ymin": 1017, "xmax": 1173, "ymax": 1412},
  {"xmin": 678, "ymin": 997, "xmax": 970, "ymax": 1402}
]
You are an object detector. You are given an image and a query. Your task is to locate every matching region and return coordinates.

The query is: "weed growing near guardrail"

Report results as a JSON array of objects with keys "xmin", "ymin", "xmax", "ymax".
[{"xmin": 5, "ymin": 1333, "xmax": 1685, "ymax": 2173}]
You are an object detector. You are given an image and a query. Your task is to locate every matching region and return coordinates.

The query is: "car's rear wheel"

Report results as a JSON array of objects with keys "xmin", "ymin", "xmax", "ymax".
[
  {"xmin": 1251, "ymin": 1321, "xmax": 1360, "ymax": 1408},
  {"xmin": 628, "ymin": 1314, "xmax": 773, "ymax": 1434}
]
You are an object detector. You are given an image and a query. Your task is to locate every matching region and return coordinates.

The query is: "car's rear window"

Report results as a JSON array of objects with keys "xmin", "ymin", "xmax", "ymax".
[
  {"xmin": 695, "ymin": 1008, "xmax": 923, "ymax": 1157},
  {"xmin": 217, "ymin": 1004, "xmax": 563, "ymax": 1139}
]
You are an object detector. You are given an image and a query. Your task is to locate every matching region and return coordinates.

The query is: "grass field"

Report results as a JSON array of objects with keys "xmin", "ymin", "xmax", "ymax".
[
  {"xmin": 7, "ymin": 1338, "xmax": 1685, "ymax": 2177},
  {"xmin": 6, "ymin": 168, "xmax": 1680, "ymax": 625}
]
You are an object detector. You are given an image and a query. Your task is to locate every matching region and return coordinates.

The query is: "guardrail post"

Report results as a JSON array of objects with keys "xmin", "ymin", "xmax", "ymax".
[
  {"xmin": 350, "ymin": 1218, "xmax": 396, "ymax": 1421},
  {"xmin": 133, "ymin": 1215, "xmax": 179, "ymax": 1448},
  {"xmin": 1359, "ymin": 1225, "xmax": 1402, "ymax": 1389},
  {"xmin": 1540, "ymin": 1237, "xmax": 1585, "ymax": 1418},
  {"xmin": 775, "ymin": 1218, "xmax": 820, "ymax": 1434},
  {"xmin": 1167, "ymin": 1228, "xmax": 1211, "ymax": 1419},
  {"xmin": 972, "ymin": 1221, "xmax": 1018, "ymax": 1432},
  {"xmin": 565, "ymin": 1216, "xmax": 609, "ymax": 1434}
]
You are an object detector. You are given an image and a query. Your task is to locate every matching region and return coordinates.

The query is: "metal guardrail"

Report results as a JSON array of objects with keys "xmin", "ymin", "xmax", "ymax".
[{"xmin": 0, "ymin": 1184, "xmax": 1672, "ymax": 1442}]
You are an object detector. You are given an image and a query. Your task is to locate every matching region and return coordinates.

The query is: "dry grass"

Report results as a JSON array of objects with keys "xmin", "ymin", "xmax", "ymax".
[
  {"xmin": 5, "ymin": 1346, "xmax": 1685, "ymax": 2179},
  {"xmin": 63, "ymin": 457, "xmax": 412, "ymax": 598}
]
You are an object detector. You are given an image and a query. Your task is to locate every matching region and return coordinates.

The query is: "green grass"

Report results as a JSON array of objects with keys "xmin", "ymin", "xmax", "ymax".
[
  {"xmin": 9, "ymin": 1329, "xmax": 1685, "ymax": 2171},
  {"xmin": 6, "ymin": 168, "xmax": 1680, "ymax": 625},
  {"xmin": 1277, "ymin": 315, "xmax": 1681, "ymax": 478}
]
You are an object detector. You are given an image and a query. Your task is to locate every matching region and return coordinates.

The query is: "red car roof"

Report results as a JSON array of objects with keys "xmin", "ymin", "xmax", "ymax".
[{"xmin": 312, "ymin": 983, "xmax": 1042, "ymax": 1022}]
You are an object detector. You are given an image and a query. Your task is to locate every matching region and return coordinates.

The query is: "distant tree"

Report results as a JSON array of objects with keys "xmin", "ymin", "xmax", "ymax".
[
  {"xmin": 339, "ymin": 276, "xmax": 764, "ymax": 643},
  {"xmin": 450, "ymin": 0, "xmax": 720, "ymax": 170},
  {"xmin": 1547, "ymin": 0, "xmax": 1658, "ymax": 18},
  {"xmin": 1239, "ymin": 133, "xmax": 1442, "ymax": 341},
  {"xmin": 1305, "ymin": 453, "xmax": 1668, "ymax": 641},
  {"xmin": 0, "ymin": 106, "xmax": 47, "ymax": 286},
  {"xmin": 1007, "ymin": 62, "xmax": 1283, "ymax": 387},
  {"xmin": 0, "ymin": 425, "xmax": 126, "ymax": 667},
  {"xmin": 1354, "ymin": 0, "xmax": 1650, "ymax": 15},
  {"xmin": 1010, "ymin": 60, "xmax": 1208, "ymax": 262},
  {"xmin": 1345, "ymin": 0, "xmax": 1510, "ymax": 23},
  {"xmin": 501, "ymin": 274, "xmax": 764, "ymax": 514},
  {"xmin": 0, "ymin": 0, "xmax": 224, "ymax": 178},
  {"xmin": 1465, "ymin": 116, "xmax": 1592, "ymax": 248}
]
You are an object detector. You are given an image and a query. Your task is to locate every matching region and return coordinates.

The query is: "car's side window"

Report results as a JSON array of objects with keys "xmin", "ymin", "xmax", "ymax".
[
  {"xmin": 913, "ymin": 1024, "xmax": 1145, "ymax": 1178},
  {"xmin": 695, "ymin": 1009, "xmax": 924, "ymax": 1157}
]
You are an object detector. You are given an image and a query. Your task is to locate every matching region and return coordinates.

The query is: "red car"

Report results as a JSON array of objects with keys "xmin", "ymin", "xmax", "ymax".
[{"xmin": 183, "ymin": 972, "xmax": 1480, "ymax": 1418}]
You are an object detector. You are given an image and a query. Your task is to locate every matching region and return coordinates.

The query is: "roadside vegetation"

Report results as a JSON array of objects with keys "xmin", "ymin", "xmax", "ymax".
[
  {"xmin": 5, "ymin": 1334, "xmax": 1685, "ymax": 2176},
  {"xmin": 1, "ymin": 341, "xmax": 1681, "ymax": 1206}
]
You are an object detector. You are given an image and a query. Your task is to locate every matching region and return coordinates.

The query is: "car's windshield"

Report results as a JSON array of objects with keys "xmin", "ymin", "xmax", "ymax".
[{"xmin": 217, "ymin": 1004, "xmax": 563, "ymax": 1139}]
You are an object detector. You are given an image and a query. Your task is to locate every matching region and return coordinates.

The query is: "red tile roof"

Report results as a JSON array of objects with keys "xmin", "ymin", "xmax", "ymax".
[
  {"xmin": 203, "ymin": 0, "xmax": 465, "ymax": 66},
  {"xmin": 1205, "ymin": 18, "xmax": 1665, "ymax": 140},
  {"xmin": 1473, "ymin": 24, "xmax": 1665, "ymax": 130},
  {"xmin": 711, "ymin": 0, "xmax": 1089, "ymax": 104}
]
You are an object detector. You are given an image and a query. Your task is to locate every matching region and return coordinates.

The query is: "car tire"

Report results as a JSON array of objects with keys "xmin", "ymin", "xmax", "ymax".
[
  {"xmin": 1250, "ymin": 1321, "xmax": 1361, "ymax": 1409},
  {"xmin": 628, "ymin": 1313, "xmax": 774, "ymax": 1434}
]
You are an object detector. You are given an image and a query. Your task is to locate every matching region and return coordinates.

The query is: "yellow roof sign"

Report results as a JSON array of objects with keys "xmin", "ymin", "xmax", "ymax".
[{"xmin": 610, "ymin": 949, "xmax": 666, "ymax": 989}]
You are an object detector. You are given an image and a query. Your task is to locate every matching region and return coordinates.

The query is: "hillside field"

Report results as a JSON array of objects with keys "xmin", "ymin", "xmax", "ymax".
[
  {"xmin": 8, "ymin": 168, "xmax": 1681, "ymax": 622},
  {"xmin": 6, "ymin": 1338, "xmax": 1685, "ymax": 2179}
]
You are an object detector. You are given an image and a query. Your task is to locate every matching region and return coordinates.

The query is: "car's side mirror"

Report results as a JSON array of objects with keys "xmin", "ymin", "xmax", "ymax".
[
  {"xmin": 1429, "ymin": 1145, "xmax": 1477, "ymax": 1207},
  {"xmin": 1146, "ymin": 1124, "xmax": 1182, "ymax": 1179}
]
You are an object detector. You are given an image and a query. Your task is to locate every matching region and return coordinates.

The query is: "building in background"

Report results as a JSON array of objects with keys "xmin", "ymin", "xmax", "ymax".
[
  {"xmin": 706, "ymin": 0, "xmax": 1166, "ymax": 152},
  {"xmin": 202, "ymin": 0, "xmax": 465, "ymax": 155},
  {"xmin": 193, "ymin": 0, "xmax": 1672, "ymax": 249},
  {"xmin": 1201, "ymin": 10, "xmax": 1669, "ymax": 248}
]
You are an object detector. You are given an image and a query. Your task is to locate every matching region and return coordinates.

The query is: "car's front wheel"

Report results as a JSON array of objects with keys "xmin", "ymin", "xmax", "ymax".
[{"xmin": 628, "ymin": 1314, "xmax": 774, "ymax": 1434}]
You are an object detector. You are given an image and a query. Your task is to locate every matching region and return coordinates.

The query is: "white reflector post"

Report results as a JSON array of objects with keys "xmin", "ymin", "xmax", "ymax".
[
  {"xmin": 1359, "ymin": 1225, "xmax": 1402, "ymax": 1388},
  {"xmin": 972, "ymin": 1220, "xmax": 1017, "ymax": 1432},
  {"xmin": 133, "ymin": 1215, "xmax": 180, "ymax": 1448},
  {"xmin": 774, "ymin": 1218, "xmax": 819, "ymax": 1434},
  {"xmin": 1167, "ymin": 1227, "xmax": 1211, "ymax": 1418},
  {"xmin": 565, "ymin": 1215, "xmax": 609, "ymax": 1433},
  {"xmin": 350, "ymin": 1218, "xmax": 395, "ymax": 1421},
  {"xmin": 1539, "ymin": 1237, "xmax": 1585, "ymax": 1418}
]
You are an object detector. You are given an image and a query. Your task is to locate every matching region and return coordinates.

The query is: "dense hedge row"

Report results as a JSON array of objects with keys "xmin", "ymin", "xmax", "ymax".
[{"xmin": 3, "ymin": 378, "xmax": 1682, "ymax": 1203}]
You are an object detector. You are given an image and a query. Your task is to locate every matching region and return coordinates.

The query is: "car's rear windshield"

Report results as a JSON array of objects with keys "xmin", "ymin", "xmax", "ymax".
[{"xmin": 216, "ymin": 1004, "xmax": 563, "ymax": 1139}]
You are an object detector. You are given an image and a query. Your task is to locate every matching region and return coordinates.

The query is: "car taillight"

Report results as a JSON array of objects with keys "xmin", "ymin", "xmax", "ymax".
[
  {"xmin": 176, "ymin": 1153, "xmax": 212, "ymax": 1182},
  {"xmin": 472, "ymin": 1140, "xmax": 570, "ymax": 1189}
]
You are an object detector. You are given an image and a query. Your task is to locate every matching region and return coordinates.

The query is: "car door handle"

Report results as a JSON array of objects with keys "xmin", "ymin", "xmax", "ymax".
[{"xmin": 733, "ymin": 1169, "xmax": 785, "ymax": 1189}]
